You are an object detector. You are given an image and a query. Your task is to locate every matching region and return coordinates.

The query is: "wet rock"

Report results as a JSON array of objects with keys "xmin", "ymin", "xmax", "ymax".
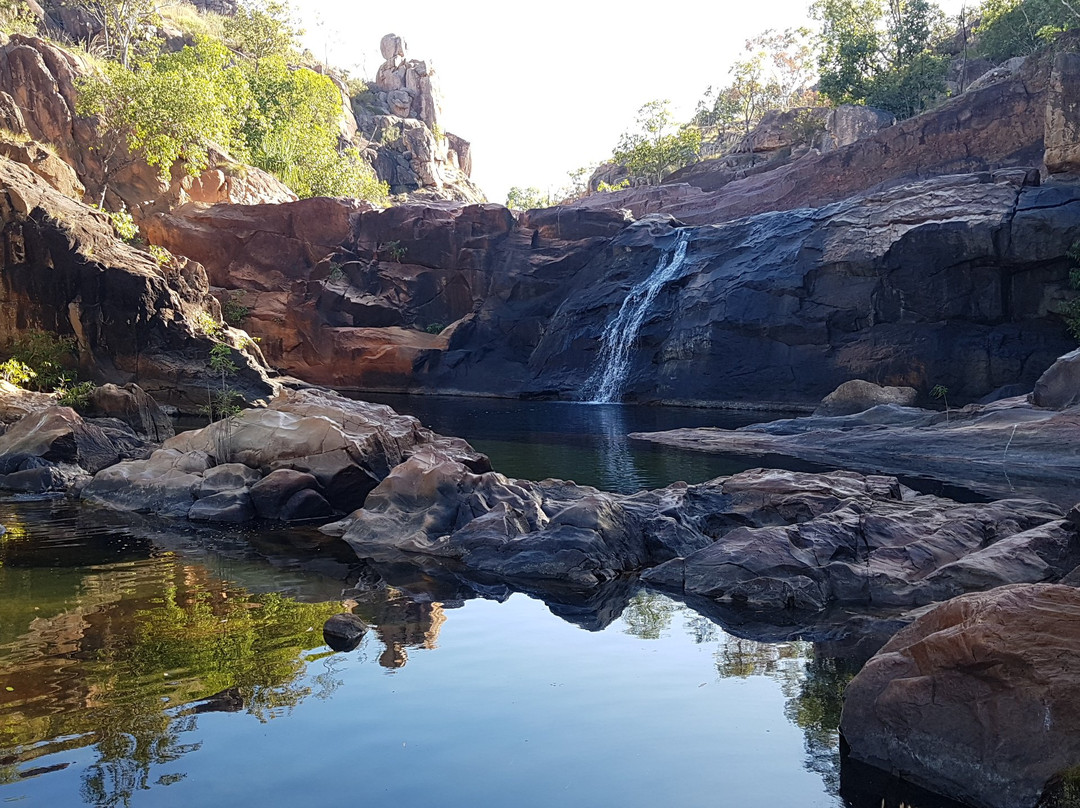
[
  {"xmin": 323, "ymin": 612, "xmax": 369, "ymax": 652},
  {"xmin": 840, "ymin": 584, "xmax": 1080, "ymax": 808},
  {"xmin": 814, "ymin": 379, "xmax": 918, "ymax": 417},
  {"xmin": 249, "ymin": 468, "xmax": 322, "ymax": 520},
  {"xmin": 279, "ymin": 488, "xmax": 333, "ymax": 522},
  {"xmin": 189, "ymin": 489, "xmax": 254, "ymax": 523},
  {"xmin": 0, "ymin": 407, "xmax": 119, "ymax": 475},
  {"xmin": 196, "ymin": 462, "xmax": 261, "ymax": 498}
]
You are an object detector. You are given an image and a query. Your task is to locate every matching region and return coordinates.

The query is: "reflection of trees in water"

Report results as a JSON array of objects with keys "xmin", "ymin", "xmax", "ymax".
[
  {"xmin": 621, "ymin": 590, "xmax": 677, "ymax": 639},
  {"xmin": 1, "ymin": 557, "xmax": 340, "ymax": 807},
  {"xmin": 784, "ymin": 653, "xmax": 857, "ymax": 797}
]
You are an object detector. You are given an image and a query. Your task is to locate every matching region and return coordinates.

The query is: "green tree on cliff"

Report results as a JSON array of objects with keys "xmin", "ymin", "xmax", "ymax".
[
  {"xmin": 62, "ymin": 0, "xmax": 161, "ymax": 69},
  {"xmin": 976, "ymin": 0, "xmax": 1080, "ymax": 61},
  {"xmin": 612, "ymin": 100, "xmax": 702, "ymax": 185}
]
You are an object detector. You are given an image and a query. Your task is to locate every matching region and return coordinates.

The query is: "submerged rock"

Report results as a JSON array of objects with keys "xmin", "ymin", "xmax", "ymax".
[{"xmin": 840, "ymin": 584, "xmax": 1080, "ymax": 808}]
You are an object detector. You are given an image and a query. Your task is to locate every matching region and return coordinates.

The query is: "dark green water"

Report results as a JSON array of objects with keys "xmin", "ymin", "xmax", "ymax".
[{"xmin": 0, "ymin": 399, "xmax": 967, "ymax": 808}]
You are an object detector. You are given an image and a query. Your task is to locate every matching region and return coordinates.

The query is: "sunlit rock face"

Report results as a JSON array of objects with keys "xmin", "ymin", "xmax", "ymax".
[
  {"xmin": 356, "ymin": 34, "xmax": 484, "ymax": 203},
  {"xmin": 841, "ymin": 584, "xmax": 1080, "ymax": 808}
]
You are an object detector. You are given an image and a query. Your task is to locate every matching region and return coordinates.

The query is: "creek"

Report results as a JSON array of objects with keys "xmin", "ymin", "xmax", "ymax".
[{"xmin": 0, "ymin": 399, "xmax": 967, "ymax": 808}]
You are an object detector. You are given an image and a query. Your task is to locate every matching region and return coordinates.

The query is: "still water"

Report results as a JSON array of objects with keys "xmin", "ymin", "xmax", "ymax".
[{"xmin": 0, "ymin": 400, "xmax": 964, "ymax": 808}]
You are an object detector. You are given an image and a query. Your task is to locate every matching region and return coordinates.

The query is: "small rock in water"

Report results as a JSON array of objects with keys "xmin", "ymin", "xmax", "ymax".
[{"xmin": 323, "ymin": 613, "xmax": 369, "ymax": 652}]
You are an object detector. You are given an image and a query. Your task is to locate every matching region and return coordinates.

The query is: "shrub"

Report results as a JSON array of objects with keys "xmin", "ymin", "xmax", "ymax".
[
  {"xmin": 56, "ymin": 380, "xmax": 96, "ymax": 411},
  {"xmin": 0, "ymin": 358, "xmax": 36, "ymax": 387},
  {"xmin": 4, "ymin": 331, "xmax": 77, "ymax": 392}
]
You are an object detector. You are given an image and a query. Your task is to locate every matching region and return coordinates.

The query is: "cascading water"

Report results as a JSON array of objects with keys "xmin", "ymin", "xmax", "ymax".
[{"xmin": 581, "ymin": 230, "xmax": 691, "ymax": 403}]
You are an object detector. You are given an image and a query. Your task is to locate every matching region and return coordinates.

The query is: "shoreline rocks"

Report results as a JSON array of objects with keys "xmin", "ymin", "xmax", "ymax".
[{"xmin": 840, "ymin": 584, "xmax": 1080, "ymax": 808}]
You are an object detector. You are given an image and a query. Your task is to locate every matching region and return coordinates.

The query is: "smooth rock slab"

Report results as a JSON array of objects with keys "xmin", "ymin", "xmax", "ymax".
[{"xmin": 840, "ymin": 584, "xmax": 1080, "ymax": 808}]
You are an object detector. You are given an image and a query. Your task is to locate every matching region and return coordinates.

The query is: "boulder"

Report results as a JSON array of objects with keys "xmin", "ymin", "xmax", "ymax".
[
  {"xmin": 840, "ymin": 584, "xmax": 1080, "ymax": 808},
  {"xmin": 83, "ymin": 383, "xmax": 174, "ymax": 442},
  {"xmin": 279, "ymin": 487, "xmax": 333, "ymax": 522},
  {"xmin": 0, "ymin": 406, "xmax": 119, "ymax": 475},
  {"xmin": 81, "ymin": 447, "xmax": 209, "ymax": 517},
  {"xmin": 196, "ymin": 462, "xmax": 261, "ymax": 498},
  {"xmin": 323, "ymin": 612, "xmax": 368, "ymax": 652},
  {"xmin": 1031, "ymin": 347, "xmax": 1080, "ymax": 409},
  {"xmin": 249, "ymin": 468, "xmax": 322, "ymax": 519},
  {"xmin": 189, "ymin": 489, "xmax": 254, "ymax": 523},
  {"xmin": 0, "ymin": 380, "xmax": 54, "ymax": 424},
  {"xmin": 814, "ymin": 379, "xmax": 919, "ymax": 416}
]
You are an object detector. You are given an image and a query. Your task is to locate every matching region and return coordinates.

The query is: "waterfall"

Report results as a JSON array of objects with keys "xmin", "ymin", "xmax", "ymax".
[{"xmin": 581, "ymin": 230, "xmax": 691, "ymax": 403}]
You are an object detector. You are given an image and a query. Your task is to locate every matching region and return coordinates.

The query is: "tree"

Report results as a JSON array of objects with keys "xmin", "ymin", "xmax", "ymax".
[
  {"xmin": 0, "ymin": 0, "xmax": 38, "ymax": 34},
  {"xmin": 223, "ymin": 0, "xmax": 299, "ymax": 74},
  {"xmin": 611, "ymin": 100, "xmax": 702, "ymax": 185},
  {"xmin": 976, "ymin": 0, "xmax": 1080, "ymax": 61},
  {"xmin": 505, "ymin": 186, "xmax": 551, "ymax": 210},
  {"xmin": 813, "ymin": 0, "xmax": 947, "ymax": 117},
  {"xmin": 63, "ymin": 0, "xmax": 160, "ymax": 69},
  {"xmin": 77, "ymin": 37, "xmax": 251, "ymax": 192}
]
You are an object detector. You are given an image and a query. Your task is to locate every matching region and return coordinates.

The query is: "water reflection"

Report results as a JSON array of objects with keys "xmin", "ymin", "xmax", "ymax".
[{"xmin": 592, "ymin": 403, "xmax": 646, "ymax": 492}]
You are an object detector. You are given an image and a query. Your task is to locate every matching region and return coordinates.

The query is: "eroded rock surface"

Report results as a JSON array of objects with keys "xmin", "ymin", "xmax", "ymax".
[
  {"xmin": 83, "ymin": 388, "xmax": 489, "ymax": 521},
  {"xmin": 841, "ymin": 584, "xmax": 1080, "ymax": 808}
]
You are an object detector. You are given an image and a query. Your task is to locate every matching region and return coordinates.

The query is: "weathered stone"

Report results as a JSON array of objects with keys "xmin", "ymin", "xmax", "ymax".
[
  {"xmin": 84, "ymin": 383, "xmax": 174, "ymax": 442},
  {"xmin": 82, "ymin": 448, "xmax": 208, "ymax": 517},
  {"xmin": 814, "ymin": 380, "xmax": 919, "ymax": 416},
  {"xmin": 1045, "ymin": 52, "xmax": 1080, "ymax": 174},
  {"xmin": 1031, "ymin": 347, "xmax": 1080, "ymax": 409},
  {"xmin": 196, "ymin": 462, "xmax": 261, "ymax": 498},
  {"xmin": 840, "ymin": 584, "xmax": 1080, "ymax": 808},
  {"xmin": 189, "ymin": 489, "xmax": 254, "ymax": 523},
  {"xmin": 249, "ymin": 468, "xmax": 321, "ymax": 519},
  {"xmin": 0, "ymin": 380, "xmax": 54, "ymax": 424},
  {"xmin": 279, "ymin": 487, "xmax": 333, "ymax": 522},
  {"xmin": 0, "ymin": 406, "xmax": 119, "ymax": 474},
  {"xmin": 323, "ymin": 612, "xmax": 368, "ymax": 652}
]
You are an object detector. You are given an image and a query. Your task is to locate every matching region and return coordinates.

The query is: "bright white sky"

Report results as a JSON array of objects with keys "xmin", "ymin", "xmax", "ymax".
[{"xmin": 294, "ymin": 0, "xmax": 969, "ymax": 204}]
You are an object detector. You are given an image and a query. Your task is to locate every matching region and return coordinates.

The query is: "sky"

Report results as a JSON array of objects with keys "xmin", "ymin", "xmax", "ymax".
[{"xmin": 293, "ymin": 0, "xmax": 970, "ymax": 205}]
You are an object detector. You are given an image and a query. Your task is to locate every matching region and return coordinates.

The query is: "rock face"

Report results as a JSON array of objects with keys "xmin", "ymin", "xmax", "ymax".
[
  {"xmin": 642, "ymin": 470, "xmax": 1074, "ymax": 612},
  {"xmin": 159, "ymin": 171, "xmax": 1077, "ymax": 406},
  {"xmin": 0, "ymin": 158, "xmax": 276, "ymax": 409},
  {"xmin": 83, "ymin": 388, "xmax": 489, "ymax": 522},
  {"xmin": 355, "ymin": 34, "xmax": 483, "ymax": 203},
  {"xmin": 0, "ymin": 35, "xmax": 294, "ymax": 217},
  {"xmin": 840, "ymin": 584, "xmax": 1080, "ymax": 808},
  {"xmin": 631, "ymin": 395, "xmax": 1080, "ymax": 507}
]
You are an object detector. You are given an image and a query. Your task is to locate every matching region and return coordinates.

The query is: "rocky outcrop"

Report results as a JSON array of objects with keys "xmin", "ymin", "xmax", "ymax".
[
  {"xmin": 630, "ymin": 395, "xmax": 1080, "ymax": 507},
  {"xmin": 0, "ymin": 379, "xmax": 54, "ymax": 424},
  {"xmin": 0, "ymin": 35, "xmax": 294, "ymax": 217},
  {"xmin": 0, "ymin": 157, "xmax": 276, "ymax": 409},
  {"xmin": 642, "ymin": 474, "xmax": 1073, "ymax": 612},
  {"xmin": 354, "ymin": 34, "xmax": 483, "ymax": 203},
  {"xmin": 1032, "ymin": 347, "xmax": 1080, "ymax": 409},
  {"xmin": 0, "ymin": 405, "xmax": 155, "ymax": 492},
  {"xmin": 814, "ymin": 380, "xmax": 918, "ymax": 417},
  {"xmin": 82, "ymin": 388, "xmax": 490, "ymax": 521},
  {"xmin": 840, "ymin": 584, "xmax": 1080, "ymax": 808}
]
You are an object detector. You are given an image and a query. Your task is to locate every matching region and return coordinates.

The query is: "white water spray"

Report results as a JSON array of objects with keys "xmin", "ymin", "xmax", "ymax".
[{"xmin": 581, "ymin": 231, "xmax": 691, "ymax": 403}]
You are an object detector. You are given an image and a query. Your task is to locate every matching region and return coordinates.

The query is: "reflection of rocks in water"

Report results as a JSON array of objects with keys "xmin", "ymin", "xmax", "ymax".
[
  {"xmin": 839, "ymin": 752, "xmax": 970, "ymax": 808},
  {"xmin": 352, "ymin": 556, "xmax": 639, "ymax": 636}
]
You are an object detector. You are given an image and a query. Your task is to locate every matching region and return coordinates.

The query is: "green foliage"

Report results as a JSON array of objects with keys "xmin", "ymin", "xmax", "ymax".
[
  {"xmin": 0, "ymin": 0, "xmax": 39, "ymax": 34},
  {"xmin": 105, "ymin": 205, "xmax": 138, "ymax": 242},
  {"xmin": 612, "ymin": 100, "xmax": 702, "ymax": 185},
  {"xmin": 0, "ymin": 358, "xmax": 36, "ymax": 387},
  {"xmin": 77, "ymin": 37, "xmax": 251, "ymax": 182},
  {"xmin": 327, "ymin": 262, "xmax": 346, "ymax": 282},
  {"xmin": 505, "ymin": 186, "xmax": 551, "ymax": 210},
  {"xmin": 812, "ymin": 0, "xmax": 948, "ymax": 117},
  {"xmin": 222, "ymin": 293, "xmax": 250, "ymax": 326},
  {"xmin": 147, "ymin": 244, "xmax": 172, "ymax": 266},
  {"xmin": 63, "ymin": 0, "xmax": 160, "ymax": 68},
  {"xmin": 931, "ymin": 383, "xmax": 951, "ymax": 420},
  {"xmin": 977, "ymin": 0, "xmax": 1080, "ymax": 61},
  {"xmin": 1062, "ymin": 239, "xmax": 1080, "ymax": 341},
  {"xmin": 3, "ymin": 330, "xmax": 77, "ymax": 392},
  {"xmin": 223, "ymin": 0, "xmax": 299, "ymax": 71},
  {"xmin": 55, "ymin": 380, "xmax": 96, "ymax": 411},
  {"xmin": 424, "ymin": 322, "xmax": 446, "ymax": 335},
  {"xmin": 596, "ymin": 179, "xmax": 631, "ymax": 193},
  {"xmin": 381, "ymin": 240, "xmax": 407, "ymax": 262}
]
